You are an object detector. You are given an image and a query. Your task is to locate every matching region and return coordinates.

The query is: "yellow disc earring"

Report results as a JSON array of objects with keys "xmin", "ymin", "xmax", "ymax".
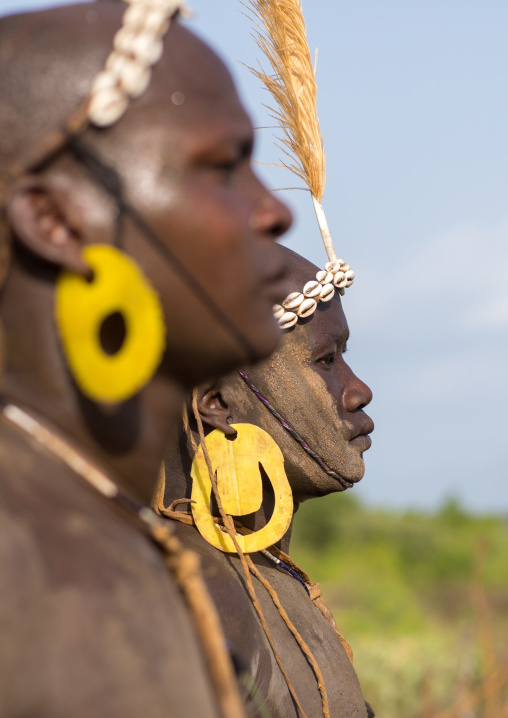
[
  {"xmin": 191, "ymin": 424, "xmax": 293, "ymax": 553},
  {"xmin": 55, "ymin": 244, "xmax": 166, "ymax": 404}
]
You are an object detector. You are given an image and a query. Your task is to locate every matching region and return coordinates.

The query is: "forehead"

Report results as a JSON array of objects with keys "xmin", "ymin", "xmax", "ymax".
[
  {"xmin": 136, "ymin": 24, "xmax": 252, "ymax": 145},
  {"xmin": 283, "ymin": 296, "xmax": 349, "ymax": 354}
]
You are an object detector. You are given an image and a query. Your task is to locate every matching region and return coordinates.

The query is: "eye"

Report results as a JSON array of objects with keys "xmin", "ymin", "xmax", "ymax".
[
  {"xmin": 208, "ymin": 155, "xmax": 245, "ymax": 185},
  {"xmin": 214, "ymin": 158, "xmax": 238, "ymax": 173},
  {"xmin": 317, "ymin": 352, "xmax": 335, "ymax": 367}
]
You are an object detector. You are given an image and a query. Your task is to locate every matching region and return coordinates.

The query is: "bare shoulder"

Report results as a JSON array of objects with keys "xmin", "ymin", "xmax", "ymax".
[{"xmin": 0, "ymin": 427, "xmax": 222, "ymax": 718}]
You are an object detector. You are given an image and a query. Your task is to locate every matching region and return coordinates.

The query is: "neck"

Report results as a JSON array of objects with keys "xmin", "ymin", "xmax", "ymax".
[
  {"xmin": 3, "ymin": 371, "xmax": 186, "ymax": 506},
  {"xmin": 0, "ymin": 256, "xmax": 188, "ymax": 506},
  {"xmin": 163, "ymin": 433, "xmax": 297, "ymax": 554}
]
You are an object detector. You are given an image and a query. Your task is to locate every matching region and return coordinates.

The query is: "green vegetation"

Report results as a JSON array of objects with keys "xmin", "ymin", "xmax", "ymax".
[{"xmin": 291, "ymin": 493, "xmax": 508, "ymax": 717}]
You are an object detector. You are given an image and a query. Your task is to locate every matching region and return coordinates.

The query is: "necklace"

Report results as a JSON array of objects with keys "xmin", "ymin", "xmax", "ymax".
[
  {"xmin": 260, "ymin": 548, "xmax": 310, "ymax": 597},
  {"xmin": 213, "ymin": 518, "xmax": 310, "ymax": 596},
  {"xmin": 0, "ymin": 400, "xmax": 245, "ymax": 718}
]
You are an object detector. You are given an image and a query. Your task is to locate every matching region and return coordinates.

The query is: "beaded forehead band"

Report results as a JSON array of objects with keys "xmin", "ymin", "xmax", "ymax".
[
  {"xmin": 89, "ymin": 0, "xmax": 189, "ymax": 128},
  {"xmin": 245, "ymin": 0, "xmax": 355, "ymax": 330}
]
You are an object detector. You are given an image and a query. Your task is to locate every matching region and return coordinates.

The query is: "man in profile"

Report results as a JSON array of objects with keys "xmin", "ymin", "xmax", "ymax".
[
  {"xmin": 0, "ymin": 3, "xmax": 291, "ymax": 716},
  {"xmin": 159, "ymin": 247, "xmax": 375, "ymax": 718}
]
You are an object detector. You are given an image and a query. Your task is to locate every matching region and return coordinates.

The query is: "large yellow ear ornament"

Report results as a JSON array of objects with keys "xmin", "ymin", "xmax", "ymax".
[
  {"xmin": 55, "ymin": 244, "xmax": 166, "ymax": 404},
  {"xmin": 191, "ymin": 424, "xmax": 293, "ymax": 553}
]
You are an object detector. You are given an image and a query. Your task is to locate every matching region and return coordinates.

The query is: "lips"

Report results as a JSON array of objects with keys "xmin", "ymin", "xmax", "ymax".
[
  {"xmin": 348, "ymin": 416, "xmax": 374, "ymax": 450},
  {"xmin": 349, "ymin": 434, "xmax": 372, "ymax": 451},
  {"xmin": 259, "ymin": 255, "xmax": 290, "ymax": 305}
]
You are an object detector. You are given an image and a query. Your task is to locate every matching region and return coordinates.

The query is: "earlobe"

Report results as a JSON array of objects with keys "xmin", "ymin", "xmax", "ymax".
[
  {"xmin": 197, "ymin": 385, "xmax": 238, "ymax": 437},
  {"xmin": 7, "ymin": 176, "xmax": 92, "ymax": 278}
]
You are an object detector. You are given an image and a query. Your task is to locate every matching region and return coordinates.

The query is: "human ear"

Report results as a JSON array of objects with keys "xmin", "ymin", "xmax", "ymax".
[
  {"xmin": 197, "ymin": 383, "xmax": 238, "ymax": 438},
  {"xmin": 6, "ymin": 176, "xmax": 92, "ymax": 278}
]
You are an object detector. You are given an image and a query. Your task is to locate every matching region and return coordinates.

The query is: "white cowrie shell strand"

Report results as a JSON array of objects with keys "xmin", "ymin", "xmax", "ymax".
[
  {"xmin": 86, "ymin": 0, "xmax": 186, "ymax": 128},
  {"xmin": 275, "ymin": 256, "xmax": 356, "ymax": 327}
]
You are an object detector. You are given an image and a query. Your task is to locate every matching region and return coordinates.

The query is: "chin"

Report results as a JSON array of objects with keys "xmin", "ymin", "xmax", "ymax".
[{"xmin": 342, "ymin": 456, "xmax": 366, "ymax": 484}]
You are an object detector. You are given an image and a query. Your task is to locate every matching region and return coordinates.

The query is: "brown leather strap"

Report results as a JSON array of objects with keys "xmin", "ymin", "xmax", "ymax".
[{"xmin": 268, "ymin": 546, "xmax": 354, "ymax": 664}]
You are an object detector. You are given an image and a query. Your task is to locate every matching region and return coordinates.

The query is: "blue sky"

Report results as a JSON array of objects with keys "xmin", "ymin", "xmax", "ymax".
[{"xmin": 2, "ymin": 0, "xmax": 508, "ymax": 512}]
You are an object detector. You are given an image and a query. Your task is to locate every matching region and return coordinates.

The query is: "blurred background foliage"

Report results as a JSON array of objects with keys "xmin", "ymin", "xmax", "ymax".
[{"xmin": 291, "ymin": 493, "xmax": 508, "ymax": 717}]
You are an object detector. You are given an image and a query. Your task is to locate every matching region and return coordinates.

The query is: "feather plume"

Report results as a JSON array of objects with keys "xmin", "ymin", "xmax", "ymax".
[{"xmin": 244, "ymin": 0, "xmax": 337, "ymax": 262}]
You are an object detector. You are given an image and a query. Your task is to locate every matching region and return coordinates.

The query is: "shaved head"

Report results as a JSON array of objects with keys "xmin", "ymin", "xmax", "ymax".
[
  {"xmin": 0, "ymin": 1, "xmax": 292, "ymax": 412},
  {"xmin": 0, "ymin": 4, "xmax": 234, "ymax": 172},
  {"xmin": 0, "ymin": 3, "xmax": 116, "ymax": 167}
]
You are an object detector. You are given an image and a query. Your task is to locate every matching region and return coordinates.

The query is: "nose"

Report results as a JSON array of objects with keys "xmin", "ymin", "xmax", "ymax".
[
  {"xmin": 343, "ymin": 369, "xmax": 373, "ymax": 413},
  {"xmin": 249, "ymin": 194, "xmax": 293, "ymax": 239}
]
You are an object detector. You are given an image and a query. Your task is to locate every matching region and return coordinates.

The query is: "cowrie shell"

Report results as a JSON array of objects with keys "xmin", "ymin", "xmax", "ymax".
[
  {"xmin": 123, "ymin": 3, "xmax": 146, "ymax": 29},
  {"xmin": 273, "ymin": 304, "xmax": 284, "ymax": 320},
  {"xmin": 282, "ymin": 292, "xmax": 304, "ymax": 310},
  {"xmin": 113, "ymin": 26, "xmax": 137, "ymax": 55},
  {"xmin": 143, "ymin": 0, "xmax": 177, "ymax": 8},
  {"xmin": 325, "ymin": 260, "xmax": 343, "ymax": 274},
  {"xmin": 297, "ymin": 298, "xmax": 317, "ymax": 318},
  {"xmin": 106, "ymin": 51, "xmax": 129, "ymax": 78},
  {"xmin": 90, "ymin": 70, "xmax": 118, "ymax": 96},
  {"xmin": 320, "ymin": 283, "xmax": 335, "ymax": 302},
  {"xmin": 162, "ymin": 0, "xmax": 185, "ymax": 11},
  {"xmin": 345, "ymin": 269, "xmax": 355, "ymax": 288},
  {"xmin": 119, "ymin": 59, "xmax": 151, "ymax": 97},
  {"xmin": 316, "ymin": 270, "xmax": 333, "ymax": 285},
  {"xmin": 335, "ymin": 272, "xmax": 348, "ymax": 289},
  {"xmin": 144, "ymin": 10, "xmax": 169, "ymax": 34},
  {"xmin": 279, "ymin": 311, "xmax": 298, "ymax": 329},
  {"xmin": 88, "ymin": 86, "xmax": 129, "ymax": 127},
  {"xmin": 341, "ymin": 263, "xmax": 350, "ymax": 273},
  {"xmin": 303, "ymin": 280, "xmax": 322, "ymax": 298},
  {"xmin": 131, "ymin": 33, "xmax": 164, "ymax": 65},
  {"xmin": 333, "ymin": 271, "xmax": 346, "ymax": 287}
]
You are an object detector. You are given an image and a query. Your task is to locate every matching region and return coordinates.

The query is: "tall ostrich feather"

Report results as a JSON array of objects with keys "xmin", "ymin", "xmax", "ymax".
[{"xmin": 244, "ymin": 0, "xmax": 337, "ymax": 262}]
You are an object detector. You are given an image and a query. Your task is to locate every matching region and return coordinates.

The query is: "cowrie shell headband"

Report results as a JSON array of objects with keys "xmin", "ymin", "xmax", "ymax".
[
  {"xmin": 87, "ymin": 0, "xmax": 188, "ymax": 128},
  {"xmin": 273, "ymin": 259, "xmax": 355, "ymax": 329}
]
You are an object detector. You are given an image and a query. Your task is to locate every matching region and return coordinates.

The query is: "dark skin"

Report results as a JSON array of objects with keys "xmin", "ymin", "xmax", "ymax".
[
  {"xmin": 1, "ymin": 5, "xmax": 291, "ymax": 504},
  {"xmin": 0, "ymin": 5, "xmax": 291, "ymax": 717},
  {"xmin": 162, "ymin": 247, "xmax": 374, "ymax": 718}
]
